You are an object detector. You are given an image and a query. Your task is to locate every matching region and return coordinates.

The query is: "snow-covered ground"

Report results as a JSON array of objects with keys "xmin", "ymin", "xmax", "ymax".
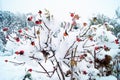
[{"xmin": 0, "ymin": 10, "xmax": 120, "ymax": 80}]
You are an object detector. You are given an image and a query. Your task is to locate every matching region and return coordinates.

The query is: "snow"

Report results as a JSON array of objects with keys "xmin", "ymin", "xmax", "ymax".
[
  {"xmin": 96, "ymin": 75, "xmax": 117, "ymax": 80},
  {"xmin": 0, "ymin": 10, "xmax": 120, "ymax": 80}
]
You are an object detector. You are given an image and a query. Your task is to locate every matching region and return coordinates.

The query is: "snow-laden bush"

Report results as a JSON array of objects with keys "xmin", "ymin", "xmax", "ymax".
[{"xmin": 0, "ymin": 10, "xmax": 119, "ymax": 80}]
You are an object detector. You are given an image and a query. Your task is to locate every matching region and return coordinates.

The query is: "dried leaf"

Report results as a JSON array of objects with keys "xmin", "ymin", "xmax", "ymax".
[
  {"xmin": 74, "ymin": 14, "xmax": 80, "ymax": 20},
  {"xmin": 70, "ymin": 59, "xmax": 77, "ymax": 66},
  {"xmin": 37, "ymin": 30, "xmax": 40, "ymax": 35}
]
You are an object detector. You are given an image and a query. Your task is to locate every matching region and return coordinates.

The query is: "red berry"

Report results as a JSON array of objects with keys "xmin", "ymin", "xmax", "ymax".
[
  {"xmin": 15, "ymin": 37, "xmax": 20, "ymax": 42},
  {"xmin": 84, "ymin": 53, "xmax": 87, "ymax": 57},
  {"xmin": 28, "ymin": 68, "xmax": 32, "ymax": 72},
  {"xmin": 35, "ymin": 20, "xmax": 42, "ymax": 24},
  {"xmin": 28, "ymin": 16, "xmax": 33, "ymax": 21},
  {"xmin": 24, "ymin": 27, "xmax": 28, "ymax": 31},
  {"xmin": 89, "ymin": 37, "xmax": 93, "ymax": 41},
  {"xmin": 5, "ymin": 60, "xmax": 8, "ymax": 62},
  {"xmin": 83, "ymin": 22, "xmax": 87, "ymax": 26},
  {"xmin": 38, "ymin": 10, "xmax": 42, "ymax": 14},
  {"xmin": 70, "ymin": 13, "xmax": 74, "ymax": 17},
  {"xmin": 115, "ymin": 39, "xmax": 119, "ymax": 44},
  {"xmin": 15, "ymin": 51, "xmax": 19, "ymax": 55},
  {"xmin": 3, "ymin": 27, "xmax": 8, "ymax": 31},
  {"xmin": 76, "ymin": 37, "xmax": 81, "ymax": 42},
  {"xmin": 19, "ymin": 50, "xmax": 24, "ymax": 55},
  {"xmin": 6, "ymin": 35, "xmax": 9, "ymax": 39},
  {"xmin": 104, "ymin": 45, "xmax": 107, "ymax": 48},
  {"xmin": 89, "ymin": 61, "xmax": 93, "ymax": 64},
  {"xmin": 18, "ymin": 29, "xmax": 22, "ymax": 33},
  {"xmin": 79, "ymin": 55, "xmax": 84, "ymax": 59},
  {"xmin": 82, "ymin": 71, "xmax": 87, "ymax": 75},
  {"xmin": 94, "ymin": 46, "xmax": 99, "ymax": 50},
  {"xmin": 31, "ymin": 41, "xmax": 35, "ymax": 46},
  {"xmin": 63, "ymin": 31, "xmax": 68, "ymax": 36}
]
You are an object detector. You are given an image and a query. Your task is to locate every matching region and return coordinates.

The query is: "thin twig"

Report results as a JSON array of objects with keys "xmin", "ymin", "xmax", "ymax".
[
  {"xmin": 64, "ymin": 41, "xmax": 76, "ymax": 58},
  {"xmin": 71, "ymin": 51, "xmax": 74, "ymax": 80},
  {"xmin": 54, "ymin": 56, "xmax": 65, "ymax": 80},
  {"xmin": 38, "ymin": 62, "xmax": 51, "ymax": 77}
]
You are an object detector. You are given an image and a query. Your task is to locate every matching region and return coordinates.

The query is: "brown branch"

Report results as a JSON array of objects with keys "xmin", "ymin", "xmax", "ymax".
[
  {"xmin": 38, "ymin": 35, "xmax": 41, "ymax": 50},
  {"xmin": 34, "ymin": 26, "xmax": 37, "ymax": 38},
  {"xmin": 43, "ymin": 21, "xmax": 50, "ymax": 31},
  {"xmin": 94, "ymin": 50, "xmax": 96, "ymax": 68},
  {"xmin": 54, "ymin": 56, "xmax": 65, "ymax": 80},
  {"xmin": 80, "ymin": 24, "xmax": 91, "ymax": 37},
  {"xmin": 56, "ymin": 68, "xmax": 62, "ymax": 80},
  {"xmin": 9, "ymin": 61, "xmax": 25, "ymax": 66},
  {"xmin": 82, "ymin": 39, "xmax": 89, "ymax": 48},
  {"xmin": 34, "ymin": 70, "xmax": 53, "ymax": 73},
  {"xmin": 74, "ymin": 45, "xmax": 78, "ymax": 58},
  {"xmin": 50, "ymin": 60, "xmax": 61, "ymax": 80},
  {"xmin": 70, "ymin": 51, "xmax": 74, "ymax": 80},
  {"xmin": 38, "ymin": 62, "xmax": 51, "ymax": 77},
  {"xmin": 64, "ymin": 41, "xmax": 76, "ymax": 58},
  {"xmin": 29, "ymin": 55, "xmax": 42, "ymax": 61},
  {"xmin": 63, "ymin": 61, "xmax": 70, "ymax": 68}
]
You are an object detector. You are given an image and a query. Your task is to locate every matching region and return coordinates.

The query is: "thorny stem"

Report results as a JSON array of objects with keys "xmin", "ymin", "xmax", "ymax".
[
  {"xmin": 46, "ymin": 31, "xmax": 51, "ymax": 43},
  {"xmin": 64, "ymin": 41, "xmax": 76, "ymax": 58},
  {"xmin": 48, "ymin": 49, "xmax": 55, "ymax": 59},
  {"xmin": 34, "ymin": 70, "xmax": 53, "ymax": 74},
  {"xmin": 70, "ymin": 51, "xmax": 74, "ymax": 80},
  {"xmin": 116, "ymin": 57, "xmax": 120, "ymax": 80},
  {"xmin": 63, "ymin": 61, "xmax": 70, "ymax": 67},
  {"xmin": 24, "ymin": 33, "xmax": 36, "ymax": 38},
  {"xmin": 50, "ymin": 60, "xmax": 61, "ymax": 80},
  {"xmin": 43, "ymin": 20, "xmax": 51, "ymax": 31},
  {"xmin": 38, "ymin": 62, "xmax": 51, "ymax": 77},
  {"xmin": 40, "ymin": 25, "xmax": 44, "ymax": 30},
  {"xmin": 56, "ymin": 67, "xmax": 62, "ymax": 80},
  {"xmin": 34, "ymin": 26, "xmax": 37, "ymax": 38},
  {"xmin": 9, "ymin": 61, "xmax": 25, "ymax": 66},
  {"xmin": 38, "ymin": 35, "xmax": 41, "ymax": 50},
  {"xmin": 79, "ymin": 24, "xmax": 91, "ymax": 37},
  {"xmin": 54, "ymin": 56, "xmax": 65, "ymax": 80},
  {"xmin": 29, "ymin": 54, "xmax": 42, "ymax": 61},
  {"xmin": 82, "ymin": 39, "xmax": 89, "ymax": 48},
  {"xmin": 74, "ymin": 45, "xmax": 78, "ymax": 57},
  {"xmin": 94, "ymin": 50, "xmax": 96, "ymax": 68}
]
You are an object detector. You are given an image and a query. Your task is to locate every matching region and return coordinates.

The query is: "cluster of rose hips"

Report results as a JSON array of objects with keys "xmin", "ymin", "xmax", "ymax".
[
  {"xmin": 94, "ymin": 45, "xmax": 110, "ymax": 51},
  {"xmin": 27, "ymin": 10, "xmax": 42, "ymax": 25},
  {"xmin": 15, "ymin": 50, "xmax": 24, "ymax": 55}
]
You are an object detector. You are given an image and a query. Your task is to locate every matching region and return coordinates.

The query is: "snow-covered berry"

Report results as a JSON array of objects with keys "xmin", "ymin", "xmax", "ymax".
[
  {"xmin": 19, "ymin": 50, "xmax": 24, "ymax": 55},
  {"xmin": 38, "ymin": 10, "xmax": 42, "ymax": 14},
  {"xmin": 83, "ymin": 22, "xmax": 87, "ymax": 27},
  {"xmin": 31, "ymin": 41, "xmax": 35, "ymax": 46},
  {"xmin": 70, "ymin": 13, "xmax": 74, "ymax": 17},
  {"xmin": 18, "ymin": 29, "xmax": 22, "ymax": 33},
  {"xmin": 82, "ymin": 71, "xmax": 87, "ymax": 75},
  {"xmin": 35, "ymin": 20, "xmax": 42, "ymax": 24},
  {"xmin": 5, "ymin": 60, "xmax": 8, "ymax": 62},
  {"xmin": 115, "ymin": 39, "xmax": 119, "ymax": 44},
  {"xmin": 94, "ymin": 46, "xmax": 99, "ymax": 50},
  {"xmin": 28, "ymin": 68, "xmax": 33, "ymax": 72},
  {"xmin": 3, "ymin": 27, "xmax": 8, "ymax": 31},
  {"xmin": 28, "ymin": 16, "xmax": 33, "ymax": 21},
  {"xmin": 15, "ymin": 51, "xmax": 19, "ymax": 55},
  {"xmin": 15, "ymin": 37, "xmax": 20, "ymax": 42}
]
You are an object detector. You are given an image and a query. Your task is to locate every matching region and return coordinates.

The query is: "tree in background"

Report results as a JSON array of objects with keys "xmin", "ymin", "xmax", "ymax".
[
  {"xmin": 0, "ymin": 11, "xmax": 27, "ymax": 52},
  {"xmin": 89, "ymin": 7, "xmax": 120, "ymax": 37}
]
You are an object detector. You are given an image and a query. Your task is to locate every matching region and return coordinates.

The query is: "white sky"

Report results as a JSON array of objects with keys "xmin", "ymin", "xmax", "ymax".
[{"xmin": 0, "ymin": 0, "xmax": 120, "ymax": 20}]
